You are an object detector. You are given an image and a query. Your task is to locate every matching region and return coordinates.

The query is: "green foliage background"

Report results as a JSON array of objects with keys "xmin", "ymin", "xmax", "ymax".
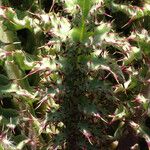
[{"xmin": 0, "ymin": 0, "xmax": 150, "ymax": 149}]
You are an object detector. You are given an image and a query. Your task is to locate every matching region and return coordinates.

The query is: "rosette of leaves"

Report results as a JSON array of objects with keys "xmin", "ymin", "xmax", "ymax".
[{"xmin": 0, "ymin": 0, "xmax": 150, "ymax": 149}]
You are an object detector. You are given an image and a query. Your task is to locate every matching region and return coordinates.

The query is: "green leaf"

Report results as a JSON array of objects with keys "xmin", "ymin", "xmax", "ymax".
[
  {"xmin": 0, "ymin": 74, "xmax": 9, "ymax": 86},
  {"xmin": 16, "ymin": 139, "xmax": 30, "ymax": 150},
  {"xmin": 0, "ymin": 83, "xmax": 35, "ymax": 100},
  {"xmin": 111, "ymin": 2, "xmax": 150, "ymax": 20},
  {"xmin": 0, "ymin": 83, "xmax": 18, "ymax": 93},
  {"xmin": 14, "ymin": 50, "xmax": 34, "ymax": 70},
  {"xmin": 13, "ymin": 135, "xmax": 26, "ymax": 144},
  {"xmin": 0, "ymin": 116, "xmax": 19, "ymax": 129},
  {"xmin": 50, "ymin": 14, "xmax": 71, "ymax": 41},
  {"xmin": 0, "ymin": 145, "xmax": 4, "ymax": 150},
  {"xmin": 69, "ymin": 0, "xmax": 93, "ymax": 42},
  {"xmin": 4, "ymin": 60, "xmax": 23, "ymax": 81},
  {"xmin": 0, "ymin": 27, "xmax": 14, "ymax": 43},
  {"xmin": 0, "ymin": 23, "xmax": 20, "ymax": 50},
  {"xmin": 70, "ymin": 27, "xmax": 81, "ymax": 42},
  {"xmin": 79, "ymin": 99, "xmax": 108, "ymax": 123},
  {"xmin": 77, "ymin": 0, "xmax": 93, "ymax": 19},
  {"xmin": 53, "ymin": 132, "xmax": 66, "ymax": 146},
  {"xmin": 93, "ymin": 22, "xmax": 111, "ymax": 42},
  {"xmin": 4, "ymin": 60, "xmax": 31, "ymax": 89},
  {"xmin": 46, "ymin": 111, "xmax": 63, "ymax": 122},
  {"xmin": 2, "ymin": 8, "xmax": 35, "ymax": 31},
  {"xmin": 124, "ymin": 46, "xmax": 141, "ymax": 65},
  {"xmin": 64, "ymin": 0, "xmax": 79, "ymax": 14},
  {"xmin": 111, "ymin": 105, "xmax": 128, "ymax": 122},
  {"xmin": 139, "ymin": 124, "xmax": 150, "ymax": 138},
  {"xmin": 114, "ymin": 122, "xmax": 125, "ymax": 138},
  {"xmin": 28, "ymin": 57, "xmax": 57, "ymax": 76},
  {"xmin": 0, "ymin": 107, "xmax": 19, "ymax": 118}
]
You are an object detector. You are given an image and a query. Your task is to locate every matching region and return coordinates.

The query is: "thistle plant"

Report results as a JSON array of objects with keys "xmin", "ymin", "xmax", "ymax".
[{"xmin": 0, "ymin": 0, "xmax": 150, "ymax": 149}]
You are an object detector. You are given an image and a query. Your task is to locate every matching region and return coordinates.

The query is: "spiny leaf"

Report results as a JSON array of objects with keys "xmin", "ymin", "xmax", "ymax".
[
  {"xmin": 111, "ymin": 105, "xmax": 128, "ymax": 122},
  {"xmin": 16, "ymin": 139, "xmax": 30, "ymax": 150},
  {"xmin": 77, "ymin": 0, "xmax": 93, "ymax": 19},
  {"xmin": 50, "ymin": 14, "xmax": 71, "ymax": 41},
  {"xmin": 0, "ymin": 107, "xmax": 19, "ymax": 118},
  {"xmin": 0, "ymin": 74, "xmax": 9, "ymax": 85},
  {"xmin": 0, "ymin": 83, "xmax": 35, "ymax": 99},
  {"xmin": 14, "ymin": 50, "xmax": 35, "ymax": 70},
  {"xmin": 110, "ymin": 2, "xmax": 150, "ymax": 20}
]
